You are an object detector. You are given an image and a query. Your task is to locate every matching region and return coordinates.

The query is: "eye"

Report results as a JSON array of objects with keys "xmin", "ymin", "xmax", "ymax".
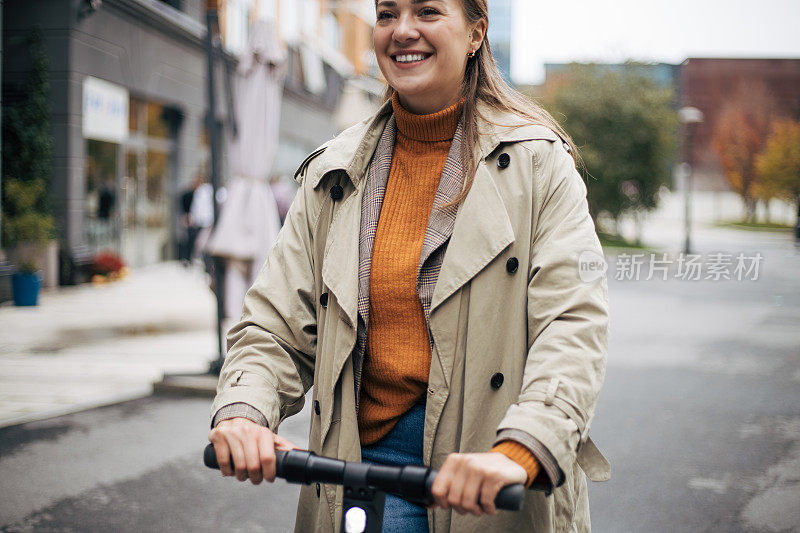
[
  {"xmin": 376, "ymin": 10, "xmax": 395, "ymax": 20},
  {"xmin": 419, "ymin": 7, "xmax": 440, "ymax": 16}
]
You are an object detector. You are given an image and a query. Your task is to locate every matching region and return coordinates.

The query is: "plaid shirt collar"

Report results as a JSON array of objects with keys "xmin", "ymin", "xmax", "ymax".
[
  {"xmin": 352, "ymin": 110, "xmax": 465, "ymax": 409},
  {"xmin": 357, "ymin": 111, "xmax": 465, "ymax": 329}
]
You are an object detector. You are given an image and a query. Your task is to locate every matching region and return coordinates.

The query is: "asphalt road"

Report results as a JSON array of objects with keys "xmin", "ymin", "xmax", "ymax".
[
  {"xmin": 588, "ymin": 232, "xmax": 800, "ymax": 532},
  {"xmin": 0, "ymin": 395, "xmax": 311, "ymax": 532},
  {"xmin": 1, "ymin": 229, "xmax": 798, "ymax": 532}
]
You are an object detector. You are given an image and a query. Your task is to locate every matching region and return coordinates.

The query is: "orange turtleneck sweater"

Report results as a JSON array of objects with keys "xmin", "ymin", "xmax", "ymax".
[{"xmin": 357, "ymin": 93, "xmax": 541, "ymax": 487}]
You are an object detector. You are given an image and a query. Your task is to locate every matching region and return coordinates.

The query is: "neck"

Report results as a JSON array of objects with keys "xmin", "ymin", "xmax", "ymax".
[
  {"xmin": 391, "ymin": 92, "xmax": 463, "ymax": 142},
  {"xmin": 397, "ymin": 89, "xmax": 464, "ymax": 115}
]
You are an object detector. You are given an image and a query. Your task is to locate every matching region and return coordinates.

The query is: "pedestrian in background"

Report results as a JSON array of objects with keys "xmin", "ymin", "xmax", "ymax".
[
  {"xmin": 177, "ymin": 175, "xmax": 213, "ymax": 266},
  {"xmin": 209, "ymin": 0, "xmax": 610, "ymax": 531},
  {"xmin": 189, "ymin": 177, "xmax": 214, "ymax": 262},
  {"xmin": 178, "ymin": 176, "xmax": 199, "ymax": 266}
]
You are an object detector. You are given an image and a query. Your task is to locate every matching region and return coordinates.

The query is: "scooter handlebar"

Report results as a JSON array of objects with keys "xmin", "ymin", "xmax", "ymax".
[{"xmin": 203, "ymin": 444, "xmax": 523, "ymax": 512}]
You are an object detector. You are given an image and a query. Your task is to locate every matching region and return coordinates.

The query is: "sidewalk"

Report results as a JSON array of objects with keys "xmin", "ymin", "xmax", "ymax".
[{"xmin": 0, "ymin": 262, "xmax": 221, "ymax": 428}]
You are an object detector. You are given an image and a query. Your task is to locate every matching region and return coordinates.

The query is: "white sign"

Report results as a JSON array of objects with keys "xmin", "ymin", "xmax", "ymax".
[{"xmin": 82, "ymin": 76, "xmax": 129, "ymax": 143}]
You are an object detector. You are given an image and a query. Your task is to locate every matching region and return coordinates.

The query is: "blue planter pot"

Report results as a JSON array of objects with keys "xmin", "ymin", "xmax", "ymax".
[{"xmin": 12, "ymin": 272, "xmax": 41, "ymax": 306}]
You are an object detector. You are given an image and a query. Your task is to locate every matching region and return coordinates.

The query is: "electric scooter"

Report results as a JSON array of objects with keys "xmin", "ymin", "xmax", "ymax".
[{"xmin": 204, "ymin": 443, "xmax": 523, "ymax": 533}]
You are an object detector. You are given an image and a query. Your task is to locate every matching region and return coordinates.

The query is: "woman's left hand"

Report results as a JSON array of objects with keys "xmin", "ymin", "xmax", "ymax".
[{"xmin": 429, "ymin": 452, "xmax": 530, "ymax": 516}]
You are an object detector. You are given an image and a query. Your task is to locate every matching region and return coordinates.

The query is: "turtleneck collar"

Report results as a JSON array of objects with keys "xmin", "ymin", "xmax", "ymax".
[{"xmin": 391, "ymin": 92, "xmax": 464, "ymax": 142}]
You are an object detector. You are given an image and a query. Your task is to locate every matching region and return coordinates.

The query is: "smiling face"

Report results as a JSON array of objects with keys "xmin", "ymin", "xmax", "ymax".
[{"xmin": 374, "ymin": 0, "xmax": 486, "ymax": 114}]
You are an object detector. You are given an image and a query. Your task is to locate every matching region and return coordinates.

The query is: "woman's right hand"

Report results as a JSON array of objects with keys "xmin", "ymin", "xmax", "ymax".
[{"xmin": 208, "ymin": 417, "xmax": 300, "ymax": 485}]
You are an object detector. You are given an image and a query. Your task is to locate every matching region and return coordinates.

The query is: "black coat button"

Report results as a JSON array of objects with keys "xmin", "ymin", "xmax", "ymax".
[
  {"xmin": 314, "ymin": 400, "xmax": 321, "ymax": 415},
  {"xmin": 329, "ymin": 185, "xmax": 343, "ymax": 200},
  {"xmin": 316, "ymin": 482, "xmax": 321, "ymax": 497},
  {"xmin": 320, "ymin": 292, "xmax": 328, "ymax": 308},
  {"xmin": 497, "ymin": 153, "xmax": 510, "ymax": 169},
  {"xmin": 490, "ymin": 372, "xmax": 504, "ymax": 390},
  {"xmin": 506, "ymin": 257, "xmax": 519, "ymax": 273}
]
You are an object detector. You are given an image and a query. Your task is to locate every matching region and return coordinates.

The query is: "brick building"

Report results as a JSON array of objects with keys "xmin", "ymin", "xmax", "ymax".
[{"xmin": 680, "ymin": 58, "xmax": 800, "ymax": 190}]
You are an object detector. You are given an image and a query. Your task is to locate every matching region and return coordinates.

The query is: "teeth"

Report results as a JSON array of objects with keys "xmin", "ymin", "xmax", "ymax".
[{"xmin": 395, "ymin": 54, "xmax": 427, "ymax": 63}]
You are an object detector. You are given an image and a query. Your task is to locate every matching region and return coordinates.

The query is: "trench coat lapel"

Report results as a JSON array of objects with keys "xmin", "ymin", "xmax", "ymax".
[
  {"xmin": 429, "ymin": 104, "xmax": 558, "ymax": 317},
  {"xmin": 317, "ymin": 101, "xmax": 394, "ymax": 331},
  {"xmin": 430, "ymin": 160, "xmax": 515, "ymax": 315},
  {"xmin": 321, "ymin": 186, "xmax": 362, "ymax": 330}
]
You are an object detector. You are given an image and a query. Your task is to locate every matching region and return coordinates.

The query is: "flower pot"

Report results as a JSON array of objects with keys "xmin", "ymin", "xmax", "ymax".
[
  {"xmin": 12, "ymin": 272, "xmax": 41, "ymax": 306},
  {"xmin": 8, "ymin": 240, "xmax": 59, "ymax": 288}
]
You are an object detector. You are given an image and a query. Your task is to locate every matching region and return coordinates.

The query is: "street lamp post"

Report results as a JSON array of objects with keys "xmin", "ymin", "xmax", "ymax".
[
  {"xmin": 205, "ymin": 5, "xmax": 227, "ymax": 374},
  {"xmin": 678, "ymin": 106, "xmax": 704, "ymax": 255}
]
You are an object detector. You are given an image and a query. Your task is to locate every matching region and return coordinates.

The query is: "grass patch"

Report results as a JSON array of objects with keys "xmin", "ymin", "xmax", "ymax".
[
  {"xmin": 716, "ymin": 220, "xmax": 794, "ymax": 232},
  {"xmin": 598, "ymin": 233, "xmax": 654, "ymax": 251}
]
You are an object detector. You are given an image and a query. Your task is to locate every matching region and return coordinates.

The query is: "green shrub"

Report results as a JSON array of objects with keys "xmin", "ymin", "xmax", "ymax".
[{"xmin": 1, "ymin": 27, "xmax": 56, "ymax": 249}]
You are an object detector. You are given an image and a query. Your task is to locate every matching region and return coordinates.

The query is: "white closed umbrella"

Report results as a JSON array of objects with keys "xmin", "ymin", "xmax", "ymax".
[{"xmin": 205, "ymin": 20, "xmax": 286, "ymax": 318}]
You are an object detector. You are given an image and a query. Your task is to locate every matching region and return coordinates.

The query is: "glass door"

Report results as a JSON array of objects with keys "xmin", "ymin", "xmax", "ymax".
[
  {"xmin": 121, "ymin": 151, "xmax": 140, "ymax": 266},
  {"xmin": 120, "ymin": 98, "xmax": 176, "ymax": 267}
]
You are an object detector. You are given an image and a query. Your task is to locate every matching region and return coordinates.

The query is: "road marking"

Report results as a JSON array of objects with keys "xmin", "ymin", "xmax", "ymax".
[{"xmin": 688, "ymin": 475, "xmax": 731, "ymax": 494}]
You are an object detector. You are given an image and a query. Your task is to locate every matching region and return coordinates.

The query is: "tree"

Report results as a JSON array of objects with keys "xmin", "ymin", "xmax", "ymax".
[
  {"xmin": 539, "ymin": 64, "xmax": 677, "ymax": 232},
  {"xmin": 1, "ymin": 27, "xmax": 56, "ymax": 251},
  {"xmin": 756, "ymin": 119, "xmax": 800, "ymax": 230},
  {"xmin": 712, "ymin": 82, "xmax": 774, "ymax": 222}
]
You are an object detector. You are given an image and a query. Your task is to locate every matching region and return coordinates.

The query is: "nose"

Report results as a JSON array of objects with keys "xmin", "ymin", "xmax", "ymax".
[{"xmin": 393, "ymin": 12, "xmax": 420, "ymax": 43}]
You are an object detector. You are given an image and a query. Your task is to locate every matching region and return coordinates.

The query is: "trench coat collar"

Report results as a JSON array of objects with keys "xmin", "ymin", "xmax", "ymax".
[
  {"xmin": 473, "ymin": 101, "xmax": 560, "ymax": 158},
  {"xmin": 308, "ymin": 99, "xmax": 394, "ymax": 190},
  {"xmin": 309, "ymin": 98, "xmax": 560, "ymax": 191}
]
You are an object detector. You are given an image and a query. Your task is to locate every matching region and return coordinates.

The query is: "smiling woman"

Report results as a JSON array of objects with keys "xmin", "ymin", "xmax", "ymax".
[
  {"xmin": 373, "ymin": 0, "xmax": 481, "ymax": 114},
  {"xmin": 209, "ymin": 1, "xmax": 610, "ymax": 532}
]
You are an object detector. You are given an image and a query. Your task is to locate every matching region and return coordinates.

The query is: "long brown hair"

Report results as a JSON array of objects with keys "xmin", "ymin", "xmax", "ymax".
[{"xmin": 378, "ymin": 0, "xmax": 579, "ymax": 204}]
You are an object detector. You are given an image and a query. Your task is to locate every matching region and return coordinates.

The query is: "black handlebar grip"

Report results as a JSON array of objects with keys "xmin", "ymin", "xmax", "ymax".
[
  {"xmin": 424, "ymin": 469, "xmax": 524, "ymax": 512},
  {"xmin": 493, "ymin": 483, "xmax": 525, "ymax": 512},
  {"xmin": 204, "ymin": 443, "xmax": 219, "ymax": 469},
  {"xmin": 204, "ymin": 443, "xmax": 288, "ymax": 471}
]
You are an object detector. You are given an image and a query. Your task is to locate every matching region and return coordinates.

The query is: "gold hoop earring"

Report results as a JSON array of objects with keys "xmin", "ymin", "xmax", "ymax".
[{"xmin": 467, "ymin": 50, "xmax": 475, "ymax": 58}]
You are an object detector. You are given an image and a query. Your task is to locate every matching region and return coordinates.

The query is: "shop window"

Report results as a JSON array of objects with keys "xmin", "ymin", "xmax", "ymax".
[
  {"xmin": 129, "ymin": 97, "xmax": 144, "ymax": 133},
  {"xmin": 85, "ymin": 139, "xmax": 119, "ymax": 251},
  {"xmin": 145, "ymin": 150, "xmax": 169, "ymax": 229},
  {"xmin": 146, "ymin": 102, "xmax": 170, "ymax": 139}
]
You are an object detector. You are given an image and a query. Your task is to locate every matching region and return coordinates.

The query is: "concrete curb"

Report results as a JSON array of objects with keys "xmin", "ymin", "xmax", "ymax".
[
  {"xmin": 153, "ymin": 373, "xmax": 218, "ymax": 397},
  {"xmin": 0, "ymin": 387, "xmax": 153, "ymax": 429}
]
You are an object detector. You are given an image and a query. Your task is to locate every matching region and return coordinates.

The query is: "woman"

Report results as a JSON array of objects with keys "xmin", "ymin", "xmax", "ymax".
[{"xmin": 209, "ymin": 0, "xmax": 610, "ymax": 531}]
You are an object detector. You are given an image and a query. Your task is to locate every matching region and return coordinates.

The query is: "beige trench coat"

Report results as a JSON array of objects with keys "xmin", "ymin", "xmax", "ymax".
[{"xmin": 211, "ymin": 99, "xmax": 610, "ymax": 532}]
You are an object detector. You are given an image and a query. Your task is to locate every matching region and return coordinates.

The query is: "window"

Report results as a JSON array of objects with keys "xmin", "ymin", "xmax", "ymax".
[{"xmin": 158, "ymin": 0, "xmax": 183, "ymax": 11}]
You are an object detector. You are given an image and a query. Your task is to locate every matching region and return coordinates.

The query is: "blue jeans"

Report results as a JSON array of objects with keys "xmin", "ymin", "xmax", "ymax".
[{"xmin": 360, "ymin": 400, "xmax": 429, "ymax": 533}]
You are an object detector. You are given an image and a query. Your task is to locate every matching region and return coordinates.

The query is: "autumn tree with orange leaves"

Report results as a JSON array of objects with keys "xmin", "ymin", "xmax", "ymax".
[
  {"xmin": 756, "ymin": 119, "xmax": 800, "ymax": 233},
  {"xmin": 713, "ymin": 83, "xmax": 774, "ymax": 222}
]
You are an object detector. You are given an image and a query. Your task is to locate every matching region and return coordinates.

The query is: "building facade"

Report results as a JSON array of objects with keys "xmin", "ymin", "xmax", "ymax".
[
  {"xmin": 2, "ymin": 0, "xmax": 369, "ymax": 274},
  {"xmin": 487, "ymin": 0, "xmax": 512, "ymax": 83}
]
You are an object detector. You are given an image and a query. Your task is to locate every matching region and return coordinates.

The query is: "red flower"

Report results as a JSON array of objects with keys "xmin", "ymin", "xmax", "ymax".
[{"xmin": 90, "ymin": 251, "xmax": 126, "ymax": 276}]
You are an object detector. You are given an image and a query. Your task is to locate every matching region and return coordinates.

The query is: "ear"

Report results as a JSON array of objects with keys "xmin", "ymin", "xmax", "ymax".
[{"xmin": 469, "ymin": 18, "xmax": 487, "ymax": 52}]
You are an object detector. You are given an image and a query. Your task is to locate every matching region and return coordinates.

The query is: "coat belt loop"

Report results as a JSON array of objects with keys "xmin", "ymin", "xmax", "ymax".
[{"xmin": 544, "ymin": 377, "xmax": 559, "ymax": 406}]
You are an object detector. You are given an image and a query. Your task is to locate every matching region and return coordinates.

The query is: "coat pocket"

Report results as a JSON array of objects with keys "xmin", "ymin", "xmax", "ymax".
[{"xmin": 576, "ymin": 436, "xmax": 610, "ymax": 482}]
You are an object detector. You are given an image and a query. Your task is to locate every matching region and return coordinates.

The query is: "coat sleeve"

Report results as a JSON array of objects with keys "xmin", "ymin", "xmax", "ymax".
[
  {"xmin": 210, "ymin": 175, "xmax": 320, "ymax": 432},
  {"xmin": 495, "ymin": 139, "xmax": 609, "ymax": 484}
]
